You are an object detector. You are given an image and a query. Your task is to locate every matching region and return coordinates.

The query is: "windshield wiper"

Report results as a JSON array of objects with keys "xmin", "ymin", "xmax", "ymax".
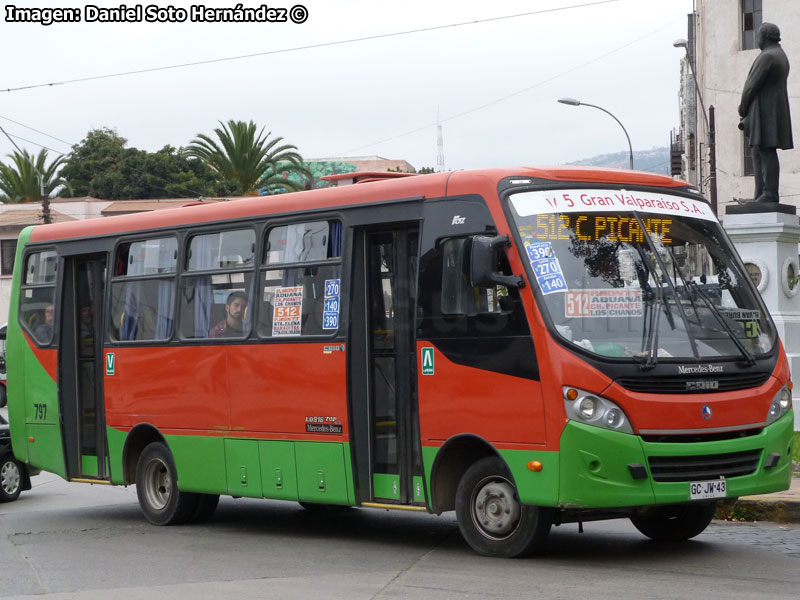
[
  {"xmin": 664, "ymin": 246, "xmax": 703, "ymax": 326},
  {"xmin": 640, "ymin": 288, "xmax": 662, "ymax": 370},
  {"xmin": 686, "ymin": 280, "xmax": 757, "ymax": 366}
]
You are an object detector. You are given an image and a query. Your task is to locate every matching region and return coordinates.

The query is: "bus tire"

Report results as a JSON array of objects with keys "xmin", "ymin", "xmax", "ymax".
[
  {"xmin": 0, "ymin": 385, "xmax": 7, "ymax": 408},
  {"xmin": 135, "ymin": 442, "xmax": 197, "ymax": 525},
  {"xmin": 0, "ymin": 455, "xmax": 22, "ymax": 502},
  {"xmin": 455, "ymin": 456, "xmax": 552, "ymax": 558},
  {"xmin": 630, "ymin": 502, "xmax": 717, "ymax": 542},
  {"xmin": 191, "ymin": 493, "xmax": 220, "ymax": 523}
]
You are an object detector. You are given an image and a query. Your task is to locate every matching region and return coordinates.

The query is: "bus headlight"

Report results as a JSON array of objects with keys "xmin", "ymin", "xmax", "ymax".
[
  {"xmin": 563, "ymin": 387, "xmax": 634, "ymax": 434},
  {"xmin": 766, "ymin": 386, "xmax": 792, "ymax": 425},
  {"xmin": 579, "ymin": 397, "xmax": 597, "ymax": 419}
]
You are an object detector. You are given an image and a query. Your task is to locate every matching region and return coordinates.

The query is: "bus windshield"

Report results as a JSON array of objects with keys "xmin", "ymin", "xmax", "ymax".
[{"xmin": 509, "ymin": 189, "xmax": 776, "ymax": 364}]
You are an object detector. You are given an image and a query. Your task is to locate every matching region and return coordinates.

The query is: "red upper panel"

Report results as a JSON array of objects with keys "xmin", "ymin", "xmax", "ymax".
[{"xmin": 30, "ymin": 167, "xmax": 694, "ymax": 243}]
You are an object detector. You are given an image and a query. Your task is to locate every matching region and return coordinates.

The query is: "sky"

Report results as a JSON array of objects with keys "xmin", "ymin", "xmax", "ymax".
[{"xmin": 0, "ymin": 0, "xmax": 696, "ymax": 175}]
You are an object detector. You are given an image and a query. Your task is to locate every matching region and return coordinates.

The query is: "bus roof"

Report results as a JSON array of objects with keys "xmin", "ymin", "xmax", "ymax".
[{"xmin": 29, "ymin": 166, "xmax": 695, "ymax": 243}]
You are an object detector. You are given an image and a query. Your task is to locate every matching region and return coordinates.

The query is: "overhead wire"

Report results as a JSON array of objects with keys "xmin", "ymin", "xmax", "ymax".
[
  {"xmin": 339, "ymin": 16, "xmax": 685, "ymax": 155},
  {"xmin": 0, "ymin": 1, "xmax": 620, "ymax": 94}
]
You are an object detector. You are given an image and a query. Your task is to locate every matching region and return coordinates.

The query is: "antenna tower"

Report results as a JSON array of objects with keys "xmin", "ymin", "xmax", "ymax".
[{"xmin": 436, "ymin": 107, "xmax": 445, "ymax": 172}]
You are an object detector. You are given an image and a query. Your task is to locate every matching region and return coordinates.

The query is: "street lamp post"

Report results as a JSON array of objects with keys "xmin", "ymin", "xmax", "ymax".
[
  {"xmin": 674, "ymin": 38, "xmax": 717, "ymax": 214},
  {"xmin": 558, "ymin": 97, "xmax": 634, "ymax": 170}
]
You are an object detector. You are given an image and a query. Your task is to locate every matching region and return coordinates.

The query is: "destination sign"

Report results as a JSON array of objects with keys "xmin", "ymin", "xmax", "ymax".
[{"xmin": 511, "ymin": 189, "xmax": 715, "ymax": 222}]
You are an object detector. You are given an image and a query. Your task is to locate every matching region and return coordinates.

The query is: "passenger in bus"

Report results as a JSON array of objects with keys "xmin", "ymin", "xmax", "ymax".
[
  {"xmin": 34, "ymin": 304, "xmax": 54, "ymax": 342},
  {"xmin": 79, "ymin": 303, "xmax": 94, "ymax": 357},
  {"xmin": 209, "ymin": 291, "xmax": 248, "ymax": 338}
]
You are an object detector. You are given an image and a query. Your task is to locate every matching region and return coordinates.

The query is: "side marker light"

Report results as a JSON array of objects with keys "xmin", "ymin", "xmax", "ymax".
[
  {"xmin": 27, "ymin": 437, "xmax": 35, "ymax": 443},
  {"xmin": 527, "ymin": 460, "xmax": 543, "ymax": 472}
]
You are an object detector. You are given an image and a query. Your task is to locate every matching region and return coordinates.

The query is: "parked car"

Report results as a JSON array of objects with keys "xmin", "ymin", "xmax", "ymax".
[
  {"xmin": 0, "ymin": 413, "xmax": 39, "ymax": 502},
  {"xmin": 0, "ymin": 323, "xmax": 6, "ymax": 408}
]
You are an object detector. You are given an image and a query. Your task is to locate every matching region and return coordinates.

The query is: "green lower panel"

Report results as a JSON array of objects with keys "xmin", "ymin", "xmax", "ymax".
[
  {"xmin": 295, "ymin": 442, "xmax": 349, "ymax": 505},
  {"xmin": 225, "ymin": 439, "xmax": 263, "ymax": 498},
  {"xmin": 167, "ymin": 434, "xmax": 227, "ymax": 493},
  {"xmin": 498, "ymin": 449, "xmax": 560, "ymax": 507},
  {"xmin": 106, "ymin": 427, "xmax": 127, "ymax": 485},
  {"xmin": 80, "ymin": 455, "xmax": 99, "ymax": 477},
  {"xmin": 421, "ymin": 446, "xmax": 438, "ymax": 511},
  {"xmin": 259, "ymin": 440, "xmax": 298, "ymax": 501},
  {"xmin": 413, "ymin": 475, "xmax": 425, "ymax": 503},
  {"xmin": 24, "ymin": 424, "xmax": 67, "ymax": 479},
  {"xmin": 373, "ymin": 473, "xmax": 400, "ymax": 499},
  {"xmin": 559, "ymin": 421, "xmax": 654, "ymax": 508}
]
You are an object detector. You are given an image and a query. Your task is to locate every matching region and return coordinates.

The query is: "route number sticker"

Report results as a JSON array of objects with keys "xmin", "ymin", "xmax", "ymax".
[
  {"xmin": 525, "ymin": 242, "xmax": 567, "ymax": 295},
  {"xmin": 323, "ymin": 278, "xmax": 341, "ymax": 330}
]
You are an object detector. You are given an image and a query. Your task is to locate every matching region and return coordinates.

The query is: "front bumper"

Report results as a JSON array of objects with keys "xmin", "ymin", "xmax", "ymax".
[{"xmin": 557, "ymin": 410, "xmax": 794, "ymax": 508}]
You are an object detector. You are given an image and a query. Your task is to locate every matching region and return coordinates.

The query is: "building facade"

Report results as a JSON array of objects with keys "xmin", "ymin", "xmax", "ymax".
[{"xmin": 677, "ymin": 1, "xmax": 799, "ymax": 214}]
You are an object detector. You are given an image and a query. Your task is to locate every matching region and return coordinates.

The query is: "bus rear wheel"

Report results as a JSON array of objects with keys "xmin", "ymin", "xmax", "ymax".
[
  {"xmin": 630, "ymin": 502, "xmax": 717, "ymax": 542},
  {"xmin": 455, "ymin": 456, "xmax": 552, "ymax": 558},
  {"xmin": 136, "ymin": 442, "xmax": 197, "ymax": 525}
]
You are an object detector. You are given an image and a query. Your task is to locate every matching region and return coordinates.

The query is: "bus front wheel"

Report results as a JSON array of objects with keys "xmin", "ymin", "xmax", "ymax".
[
  {"xmin": 136, "ymin": 442, "xmax": 197, "ymax": 525},
  {"xmin": 630, "ymin": 502, "xmax": 717, "ymax": 542},
  {"xmin": 455, "ymin": 456, "xmax": 552, "ymax": 557}
]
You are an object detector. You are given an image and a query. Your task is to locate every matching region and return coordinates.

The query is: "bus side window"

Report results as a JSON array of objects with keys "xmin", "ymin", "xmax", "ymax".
[
  {"xmin": 109, "ymin": 238, "xmax": 177, "ymax": 342},
  {"xmin": 19, "ymin": 250, "xmax": 58, "ymax": 346},
  {"xmin": 179, "ymin": 229, "xmax": 255, "ymax": 340},
  {"xmin": 441, "ymin": 238, "xmax": 515, "ymax": 317},
  {"xmin": 417, "ymin": 238, "xmax": 530, "ymax": 338},
  {"xmin": 258, "ymin": 220, "xmax": 342, "ymax": 338}
]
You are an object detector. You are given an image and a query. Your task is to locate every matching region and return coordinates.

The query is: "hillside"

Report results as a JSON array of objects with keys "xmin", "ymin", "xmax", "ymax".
[{"xmin": 568, "ymin": 147, "xmax": 670, "ymax": 175}]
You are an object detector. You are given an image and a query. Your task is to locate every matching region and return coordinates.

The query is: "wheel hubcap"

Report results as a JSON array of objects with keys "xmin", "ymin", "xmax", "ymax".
[
  {"xmin": 471, "ymin": 477, "xmax": 521, "ymax": 540},
  {"xmin": 142, "ymin": 457, "xmax": 171, "ymax": 511},
  {"xmin": 1, "ymin": 460, "xmax": 21, "ymax": 496}
]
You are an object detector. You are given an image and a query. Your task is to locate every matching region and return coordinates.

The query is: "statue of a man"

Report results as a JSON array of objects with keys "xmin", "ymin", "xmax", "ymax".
[{"xmin": 738, "ymin": 22, "xmax": 793, "ymax": 203}]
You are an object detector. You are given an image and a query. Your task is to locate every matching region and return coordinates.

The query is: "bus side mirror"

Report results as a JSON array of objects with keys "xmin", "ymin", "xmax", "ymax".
[{"xmin": 469, "ymin": 235, "xmax": 525, "ymax": 289}]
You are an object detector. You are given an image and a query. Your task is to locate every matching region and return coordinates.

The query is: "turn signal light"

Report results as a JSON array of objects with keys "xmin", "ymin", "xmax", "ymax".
[
  {"xmin": 527, "ymin": 460, "xmax": 543, "ymax": 472},
  {"xmin": 27, "ymin": 437, "xmax": 35, "ymax": 443},
  {"xmin": 565, "ymin": 388, "xmax": 578, "ymax": 401}
]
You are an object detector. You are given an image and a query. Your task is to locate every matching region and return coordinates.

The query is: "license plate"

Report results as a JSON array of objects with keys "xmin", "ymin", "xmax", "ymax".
[{"xmin": 689, "ymin": 479, "xmax": 726, "ymax": 500}]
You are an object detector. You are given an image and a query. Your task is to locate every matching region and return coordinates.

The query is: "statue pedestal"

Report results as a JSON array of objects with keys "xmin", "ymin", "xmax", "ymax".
[{"xmin": 723, "ymin": 204, "xmax": 800, "ymax": 430}]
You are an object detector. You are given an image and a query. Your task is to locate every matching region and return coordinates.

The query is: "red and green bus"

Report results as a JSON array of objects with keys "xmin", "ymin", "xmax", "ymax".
[{"xmin": 7, "ymin": 167, "xmax": 794, "ymax": 557}]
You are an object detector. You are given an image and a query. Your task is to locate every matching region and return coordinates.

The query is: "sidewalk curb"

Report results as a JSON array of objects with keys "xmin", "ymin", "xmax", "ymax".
[
  {"xmin": 717, "ymin": 498, "xmax": 800, "ymax": 524},
  {"xmin": 715, "ymin": 475, "xmax": 800, "ymax": 524}
]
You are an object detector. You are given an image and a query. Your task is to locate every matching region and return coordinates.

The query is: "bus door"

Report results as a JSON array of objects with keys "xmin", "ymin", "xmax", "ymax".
[
  {"xmin": 350, "ymin": 227, "xmax": 425, "ymax": 506},
  {"xmin": 59, "ymin": 255, "xmax": 108, "ymax": 481}
]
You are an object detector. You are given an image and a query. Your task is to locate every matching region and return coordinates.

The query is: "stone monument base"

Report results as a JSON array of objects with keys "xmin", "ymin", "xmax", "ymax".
[{"xmin": 723, "ymin": 204, "xmax": 800, "ymax": 431}]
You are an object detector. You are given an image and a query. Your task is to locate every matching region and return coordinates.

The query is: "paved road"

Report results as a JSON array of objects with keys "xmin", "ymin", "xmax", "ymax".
[{"xmin": 2, "ymin": 471, "xmax": 800, "ymax": 600}]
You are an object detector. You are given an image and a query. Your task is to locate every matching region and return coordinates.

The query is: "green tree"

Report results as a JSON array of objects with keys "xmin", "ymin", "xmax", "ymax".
[
  {"xmin": 187, "ymin": 120, "xmax": 310, "ymax": 195},
  {"xmin": 0, "ymin": 149, "xmax": 70, "ymax": 203},
  {"xmin": 60, "ymin": 128, "xmax": 223, "ymax": 199}
]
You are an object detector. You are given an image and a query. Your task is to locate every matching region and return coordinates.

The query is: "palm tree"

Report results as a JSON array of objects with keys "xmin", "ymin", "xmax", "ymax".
[
  {"xmin": 0, "ymin": 149, "xmax": 70, "ymax": 203},
  {"xmin": 187, "ymin": 120, "xmax": 311, "ymax": 195}
]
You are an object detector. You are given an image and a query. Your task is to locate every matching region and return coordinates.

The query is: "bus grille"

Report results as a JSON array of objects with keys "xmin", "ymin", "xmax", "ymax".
[
  {"xmin": 648, "ymin": 450, "xmax": 761, "ymax": 482},
  {"xmin": 641, "ymin": 428, "xmax": 762, "ymax": 444},
  {"xmin": 616, "ymin": 372, "xmax": 770, "ymax": 394}
]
